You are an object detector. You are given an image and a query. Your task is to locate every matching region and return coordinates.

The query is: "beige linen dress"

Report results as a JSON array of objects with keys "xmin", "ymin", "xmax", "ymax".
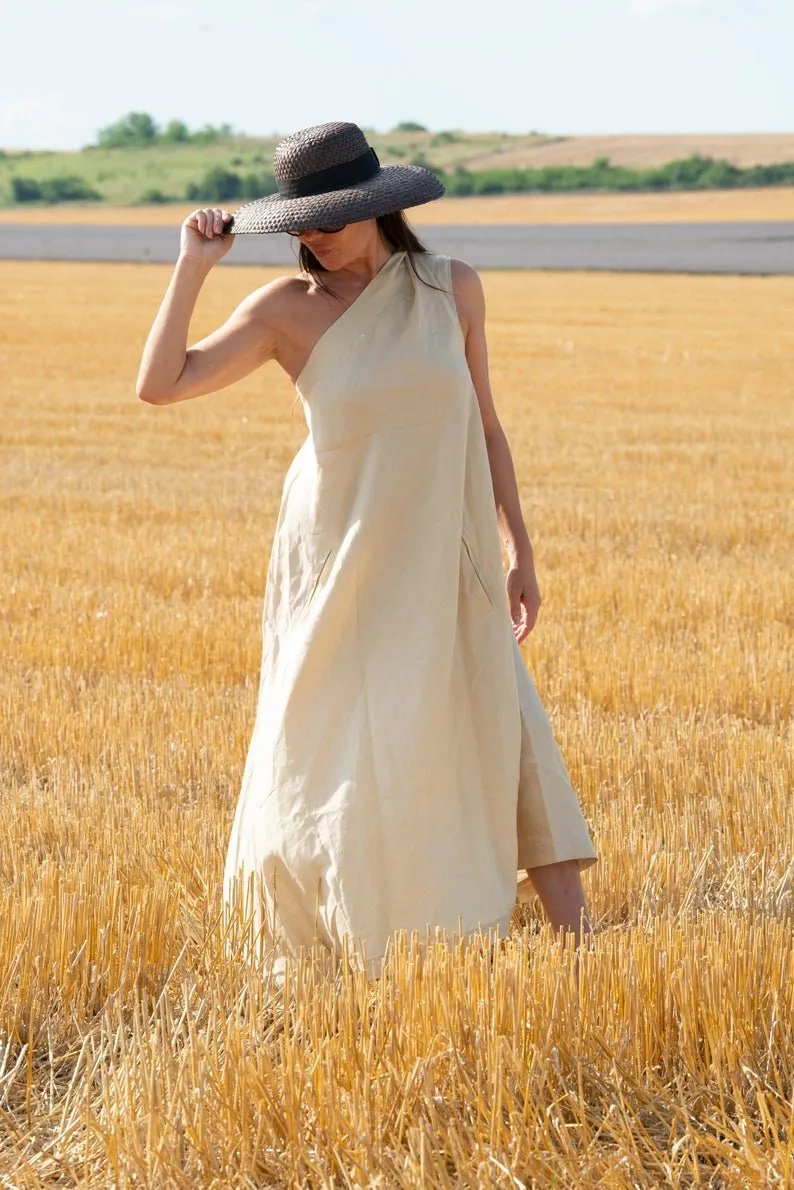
[{"xmin": 223, "ymin": 248, "xmax": 597, "ymax": 982}]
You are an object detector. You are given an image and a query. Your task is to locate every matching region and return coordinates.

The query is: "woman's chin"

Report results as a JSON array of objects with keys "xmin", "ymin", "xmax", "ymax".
[{"xmin": 317, "ymin": 250, "xmax": 340, "ymax": 268}]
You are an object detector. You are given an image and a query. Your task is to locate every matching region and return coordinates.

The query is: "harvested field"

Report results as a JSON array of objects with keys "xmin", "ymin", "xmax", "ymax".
[
  {"xmin": 0, "ymin": 185, "xmax": 793, "ymax": 227},
  {"xmin": 464, "ymin": 132, "xmax": 794, "ymax": 171},
  {"xmin": 1, "ymin": 260, "xmax": 792, "ymax": 1185}
]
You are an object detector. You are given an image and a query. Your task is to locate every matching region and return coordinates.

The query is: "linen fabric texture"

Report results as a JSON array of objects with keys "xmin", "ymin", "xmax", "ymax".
[{"xmin": 222, "ymin": 249, "xmax": 597, "ymax": 984}]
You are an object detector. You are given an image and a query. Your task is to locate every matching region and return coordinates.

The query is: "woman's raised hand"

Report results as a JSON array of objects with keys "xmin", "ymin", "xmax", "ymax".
[{"xmin": 180, "ymin": 207, "xmax": 235, "ymax": 266}]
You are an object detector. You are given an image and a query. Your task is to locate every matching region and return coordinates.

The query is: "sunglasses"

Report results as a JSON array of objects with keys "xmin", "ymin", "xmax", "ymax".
[{"xmin": 286, "ymin": 224, "xmax": 347, "ymax": 237}]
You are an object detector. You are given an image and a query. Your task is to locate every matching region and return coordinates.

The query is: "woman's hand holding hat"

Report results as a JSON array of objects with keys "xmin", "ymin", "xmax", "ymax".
[{"xmin": 180, "ymin": 207, "xmax": 235, "ymax": 266}]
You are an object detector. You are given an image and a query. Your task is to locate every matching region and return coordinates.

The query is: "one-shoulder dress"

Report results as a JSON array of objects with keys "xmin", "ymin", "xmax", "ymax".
[{"xmin": 223, "ymin": 248, "xmax": 597, "ymax": 982}]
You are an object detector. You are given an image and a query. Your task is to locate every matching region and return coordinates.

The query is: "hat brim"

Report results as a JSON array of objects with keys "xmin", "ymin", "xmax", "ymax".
[{"xmin": 226, "ymin": 164, "xmax": 445, "ymax": 234}]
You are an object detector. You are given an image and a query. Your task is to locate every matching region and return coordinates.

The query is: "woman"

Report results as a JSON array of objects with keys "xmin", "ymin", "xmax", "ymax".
[{"xmin": 137, "ymin": 121, "xmax": 597, "ymax": 983}]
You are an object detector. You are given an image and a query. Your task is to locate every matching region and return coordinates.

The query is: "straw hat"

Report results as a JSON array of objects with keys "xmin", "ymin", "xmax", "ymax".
[{"xmin": 225, "ymin": 121, "xmax": 445, "ymax": 235}]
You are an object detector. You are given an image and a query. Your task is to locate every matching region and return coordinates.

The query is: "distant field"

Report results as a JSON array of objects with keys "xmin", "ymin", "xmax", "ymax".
[
  {"xmin": 1, "ymin": 259, "xmax": 792, "ymax": 1184},
  {"xmin": 465, "ymin": 132, "xmax": 794, "ymax": 170},
  {"xmin": 2, "ymin": 130, "xmax": 794, "ymax": 209},
  {"xmin": 1, "ymin": 185, "xmax": 792, "ymax": 226}
]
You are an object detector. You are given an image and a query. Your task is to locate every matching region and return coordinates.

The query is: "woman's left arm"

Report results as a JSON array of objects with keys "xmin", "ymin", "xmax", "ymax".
[{"xmin": 451, "ymin": 259, "xmax": 542, "ymax": 643}]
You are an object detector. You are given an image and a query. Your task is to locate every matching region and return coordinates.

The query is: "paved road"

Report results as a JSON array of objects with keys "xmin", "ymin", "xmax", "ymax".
[{"xmin": 1, "ymin": 221, "xmax": 793, "ymax": 274}]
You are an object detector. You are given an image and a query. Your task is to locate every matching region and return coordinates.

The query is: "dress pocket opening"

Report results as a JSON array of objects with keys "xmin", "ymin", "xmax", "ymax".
[
  {"xmin": 307, "ymin": 546, "xmax": 334, "ymax": 608},
  {"xmin": 461, "ymin": 533, "xmax": 493, "ymax": 610}
]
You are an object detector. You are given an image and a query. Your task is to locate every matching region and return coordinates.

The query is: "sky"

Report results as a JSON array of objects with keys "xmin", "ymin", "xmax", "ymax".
[{"xmin": 2, "ymin": 0, "xmax": 791, "ymax": 150}]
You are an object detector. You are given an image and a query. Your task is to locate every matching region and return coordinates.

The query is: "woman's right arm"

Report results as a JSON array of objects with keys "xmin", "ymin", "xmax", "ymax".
[{"xmin": 136, "ymin": 206, "xmax": 279, "ymax": 405}]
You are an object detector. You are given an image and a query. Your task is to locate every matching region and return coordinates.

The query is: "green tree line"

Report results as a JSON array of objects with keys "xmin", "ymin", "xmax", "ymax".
[
  {"xmin": 87, "ymin": 114, "xmax": 429, "ymax": 149},
  {"xmin": 174, "ymin": 154, "xmax": 794, "ymax": 202},
  {"xmin": 7, "ymin": 153, "xmax": 794, "ymax": 206},
  {"xmin": 438, "ymin": 154, "xmax": 794, "ymax": 194},
  {"xmin": 10, "ymin": 175, "xmax": 102, "ymax": 202},
  {"xmin": 90, "ymin": 112, "xmax": 239, "ymax": 149}
]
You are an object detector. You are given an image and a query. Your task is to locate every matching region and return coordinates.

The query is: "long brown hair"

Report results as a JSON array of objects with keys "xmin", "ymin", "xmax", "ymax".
[{"xmin": 295, "ymin": 210, "xmax": 452, "ymax": 299}]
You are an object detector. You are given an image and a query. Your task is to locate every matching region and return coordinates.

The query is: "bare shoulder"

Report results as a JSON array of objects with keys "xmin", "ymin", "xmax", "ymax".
[
  {"xmin": 449, "ymin": 257, "xmax": 482, "ymax": 291},
  {"xmin": 230, "ymin": 273, "xmax": 315, "ymax": 361},
  {"xmin": 242, "ymin": 272, "xmax": 308, "ymax": 322},
  {"xmin": 448, "ymin": 257, "xmax": 485, "ymax": 339}
]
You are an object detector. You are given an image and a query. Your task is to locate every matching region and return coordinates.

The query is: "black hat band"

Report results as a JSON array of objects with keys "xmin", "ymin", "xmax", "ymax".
[{"xmin": 277, "ymin": 147, "xmax": 380, "ymax": 199}]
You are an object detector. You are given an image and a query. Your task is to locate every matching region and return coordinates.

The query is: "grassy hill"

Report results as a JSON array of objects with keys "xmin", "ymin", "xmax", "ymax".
[{"xmin": 2, "ymin": 130, "xmax": 794, "ymax": 208}]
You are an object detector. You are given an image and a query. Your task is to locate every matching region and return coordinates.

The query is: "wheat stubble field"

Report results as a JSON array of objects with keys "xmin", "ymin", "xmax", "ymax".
[{"xmin": 1, "ymin": 255, "xmax": 792, "ymax": 1187}]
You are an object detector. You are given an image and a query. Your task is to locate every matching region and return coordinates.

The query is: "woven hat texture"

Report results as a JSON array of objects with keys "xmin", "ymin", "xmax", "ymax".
[{"xmin": 225, "ymin": 121, "xmax": 445, "ymax": 235}]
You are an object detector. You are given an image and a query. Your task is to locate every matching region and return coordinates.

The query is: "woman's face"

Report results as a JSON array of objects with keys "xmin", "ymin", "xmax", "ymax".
[{"xmin": 296, "ymin": 219, "xmax": 381, "ymax": 269}]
